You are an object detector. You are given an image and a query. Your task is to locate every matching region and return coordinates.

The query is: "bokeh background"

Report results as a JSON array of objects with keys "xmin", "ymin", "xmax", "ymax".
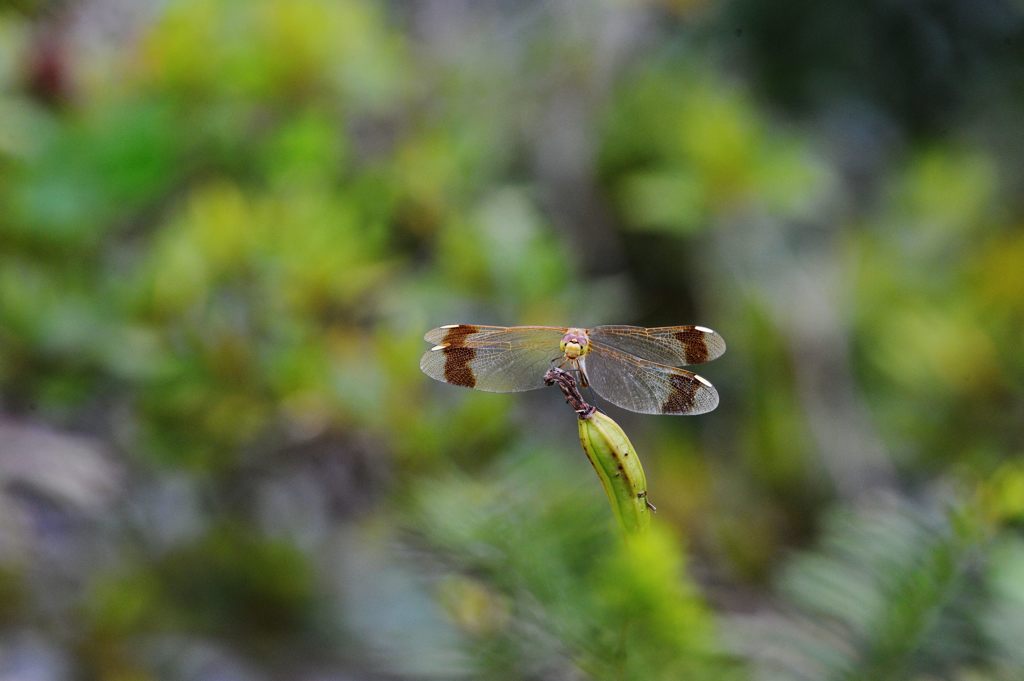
[{"xmin": 2, "ymin": 0, "xmax": 1024, "ymax": 679}]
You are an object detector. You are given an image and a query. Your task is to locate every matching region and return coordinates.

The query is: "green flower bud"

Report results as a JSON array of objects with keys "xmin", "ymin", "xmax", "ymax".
[{"xmin": 577, "ymin": 408, "xmax": 652, "ymax": 535}]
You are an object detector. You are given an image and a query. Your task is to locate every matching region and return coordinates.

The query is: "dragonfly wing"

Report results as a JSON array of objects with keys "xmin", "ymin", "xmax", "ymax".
[
  {"xmin": 424, "ymin": 324, "xmax": 512, "ymax": 344},
  {"xmin": 584, "ymin": 342, "xmax": 719, "ymax": 415},
  {"xmin": 588, "ymin": 325, "xmax": 726, "ymax": 366},
  {"xmin": 420, "ymin": 325, "xmax": 567, "ymax": 392}
]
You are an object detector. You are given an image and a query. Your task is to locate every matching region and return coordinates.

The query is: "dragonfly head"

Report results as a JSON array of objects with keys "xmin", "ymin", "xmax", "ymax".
[{"xmin": 560, "ymin": 328, "xmax": 590, "ymax": 360}]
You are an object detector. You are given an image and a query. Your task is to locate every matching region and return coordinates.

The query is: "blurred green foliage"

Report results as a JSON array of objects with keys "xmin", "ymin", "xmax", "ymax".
[{"xmin": 1, "ymin": 1, "xmax": 1023, "ymax": 679}]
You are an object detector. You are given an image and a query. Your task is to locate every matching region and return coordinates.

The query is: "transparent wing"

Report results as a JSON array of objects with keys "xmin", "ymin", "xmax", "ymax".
[
  {"xmin": 424, "ymin": 324, "xmax": 515, "ymax": 344},
  {"xmin": 588, "ymin": 325, "xmax": 726, "ymax": 366},
  {"xmin": 420, "ymin": 325, "xmax": 567, "ymax": 392},
  {"xmin": 584, "ymin": 341, "xmax": 719, "ymax": 415}
]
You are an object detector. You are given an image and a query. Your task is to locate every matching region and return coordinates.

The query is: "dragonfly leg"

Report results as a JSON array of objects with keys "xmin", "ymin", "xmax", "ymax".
[
  {"xmin": 551, "ymin": 356, "xmax": 591, "ymax": 390},
  {"xmin": 559, "ymin": 359, "xmax": 589, "ymax": 387}
]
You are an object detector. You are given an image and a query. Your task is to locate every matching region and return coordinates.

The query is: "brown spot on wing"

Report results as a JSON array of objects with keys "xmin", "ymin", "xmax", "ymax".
[
  {"xmin": 443, "ymin": 346, "xmax": 477, "ymax": 388},
  {"xmin": 443, "ymin": 325, "xmax": 479, "ymax": 347},
  {"xmin": 662, "ymin": 374, "xmax": 697, "ymax": 414},
  {"xmin": 439, "ymin": 325, "xmax": 481, "ymax": 388},
  {"xmin": 674, "ymin": 328, "xmax": 709, "ymax": 364}
]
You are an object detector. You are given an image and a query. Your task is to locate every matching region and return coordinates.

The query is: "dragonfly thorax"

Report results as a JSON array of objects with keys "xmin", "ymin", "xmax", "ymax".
[{"xmin": 560, "ymin": 328, "xmax": 590, "ymax": 360}]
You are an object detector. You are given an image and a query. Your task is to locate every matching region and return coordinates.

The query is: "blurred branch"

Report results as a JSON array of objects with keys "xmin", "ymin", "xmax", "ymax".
[{"xmin": 717, "ymin": 217, "xmax": 896, "ymax": 499}]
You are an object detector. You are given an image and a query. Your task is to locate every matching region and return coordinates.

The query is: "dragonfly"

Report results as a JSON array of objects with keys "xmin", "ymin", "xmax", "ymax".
[{"xmin": 420, "ymin": 324, "xmax": 725, "ymax": 415}]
